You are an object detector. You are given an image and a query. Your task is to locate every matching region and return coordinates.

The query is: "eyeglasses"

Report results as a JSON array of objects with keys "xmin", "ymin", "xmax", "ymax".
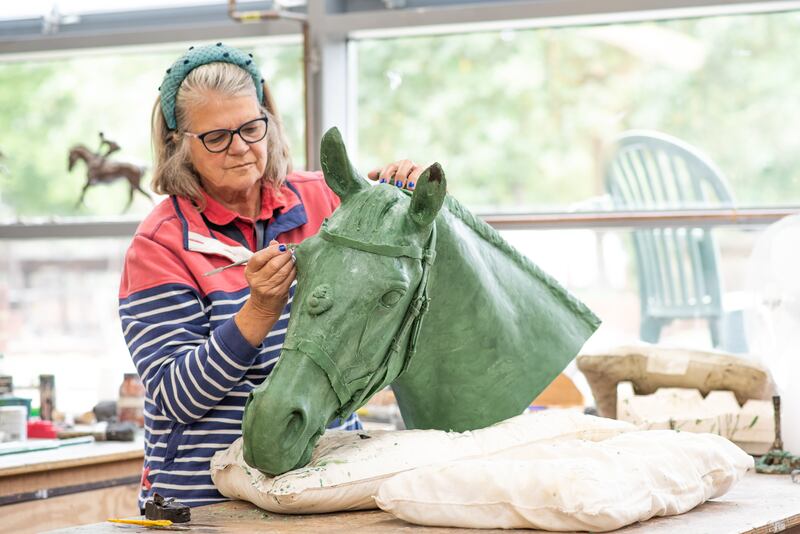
[{"xmin": 184, "ymin": 116, "xmax": 268, "ymax": 153}]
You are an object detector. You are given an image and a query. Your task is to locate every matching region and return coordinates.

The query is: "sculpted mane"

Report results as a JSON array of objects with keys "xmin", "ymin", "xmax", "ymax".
[
  {"xmin": 443, "ymin": 195, "xmax": 599, "ymax": 327},
  {"xmin": 332, "ymin": 188, "xmax": 599, "ymax": 330}
]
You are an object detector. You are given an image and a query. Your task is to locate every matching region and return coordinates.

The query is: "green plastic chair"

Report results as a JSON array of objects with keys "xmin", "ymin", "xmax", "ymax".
[{"xmin": 605, "ymin": 130, "xmax": 740, "ymax": 349}]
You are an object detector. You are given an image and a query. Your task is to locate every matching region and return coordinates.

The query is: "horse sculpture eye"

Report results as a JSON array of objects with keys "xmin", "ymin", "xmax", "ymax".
[{"xmin": 380, "ymin": 289, "xmax": 404, "ymax": 308}]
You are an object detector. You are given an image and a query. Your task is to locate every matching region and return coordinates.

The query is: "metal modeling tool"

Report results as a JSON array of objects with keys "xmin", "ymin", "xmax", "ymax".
[{"xmin": 203, "ymin": 243, "xmax": 298, "ymax": 276}]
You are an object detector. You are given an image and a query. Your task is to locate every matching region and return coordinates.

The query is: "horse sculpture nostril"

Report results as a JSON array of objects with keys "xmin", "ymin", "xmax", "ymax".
[{"xmin": 286, "ymin": 409, "xmax": 306, "ymax": 441}]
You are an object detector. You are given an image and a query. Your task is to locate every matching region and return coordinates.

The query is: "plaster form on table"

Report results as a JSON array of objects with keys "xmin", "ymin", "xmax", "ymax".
[
  {"xmin": 616, "ymin": 381, "xmax": 775, "ymax": 455},
  {"xmin": 576, "ymin": 344, "xmax": 773, "ymax": 418}
]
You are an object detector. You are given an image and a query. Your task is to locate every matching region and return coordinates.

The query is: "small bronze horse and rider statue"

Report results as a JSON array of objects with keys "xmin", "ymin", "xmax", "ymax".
[{"xmin": 68, "ymin": 132, "xmax": 152, "ymax": 211}]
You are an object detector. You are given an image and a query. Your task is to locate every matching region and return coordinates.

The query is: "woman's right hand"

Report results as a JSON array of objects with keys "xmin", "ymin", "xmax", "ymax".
[{"xmin": 244, "ymin": 240, "xmax": 296, "ymax": 319}]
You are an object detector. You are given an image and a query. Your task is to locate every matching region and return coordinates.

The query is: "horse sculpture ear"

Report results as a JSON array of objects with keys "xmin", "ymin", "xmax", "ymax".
[
  {"xmin": 409, "ymin": 163, "xmax": 447, "ymax": 227},
  {"xmin": 320, "ymin": 127, "xmax": 369, "ymax": 200}
]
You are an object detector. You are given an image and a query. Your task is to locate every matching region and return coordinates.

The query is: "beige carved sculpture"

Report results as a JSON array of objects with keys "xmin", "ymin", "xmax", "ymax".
[{"xmin": 576, "ymin": 344, "xmax": 772, "ymax": 418}]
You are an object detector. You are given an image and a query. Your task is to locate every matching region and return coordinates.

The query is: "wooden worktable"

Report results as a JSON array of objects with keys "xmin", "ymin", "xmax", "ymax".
[
  {"xmin": 0, "ymin": 438, "xmax": 144, "ymax": 533},
  {"xmin": 51, "ymin": 472, "xmax": 799, "ymax": 534}
]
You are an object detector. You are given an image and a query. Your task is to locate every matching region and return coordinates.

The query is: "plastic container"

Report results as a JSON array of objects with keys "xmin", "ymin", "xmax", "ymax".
[
  {"xmin": 0, "ymin": 396, "xmax": 32, "ymax": 418},
  {"xmin": 27, "ymin": 419, "xmax": 58, "ymax": 439},
  {"xmin": 0, "ymin": 406, "xmax": 27, "ymax": 442}
]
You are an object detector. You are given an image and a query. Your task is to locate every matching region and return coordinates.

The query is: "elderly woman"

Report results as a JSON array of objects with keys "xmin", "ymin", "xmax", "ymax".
[{"xmin": 119, "ymin": 43, "xmax": 423, "ymax": 509}]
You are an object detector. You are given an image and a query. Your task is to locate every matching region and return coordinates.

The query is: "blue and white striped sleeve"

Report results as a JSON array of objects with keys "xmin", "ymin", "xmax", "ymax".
[{"xmin": 119, "ymin": 284, "xmax": 259, "ymax": 424}]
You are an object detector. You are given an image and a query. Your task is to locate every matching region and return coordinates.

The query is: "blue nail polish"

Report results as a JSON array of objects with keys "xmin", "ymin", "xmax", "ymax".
[
  {"xmin": 407, "ymin": 181, "xmax": 415, "ymax": 189},
  {"xmin": 379, "ymin": 178, "xmax": 386, "ymax": 183},
  {"xmin": 279, "ymin": 244, "xmax": 287, "ymax": 252},
  {"xmin": 395, "ymin": 180, "xmax": 402, "ymax": 187}
]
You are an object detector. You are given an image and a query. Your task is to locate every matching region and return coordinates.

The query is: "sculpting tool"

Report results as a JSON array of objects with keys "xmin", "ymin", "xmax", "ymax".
[
  {"xmin": 107, "ymin": 519, "xmax": 194, "ymax": 531},
  {"xmin": 107, "ymin": 518, "xmax": 172, "ymax": 527},
  {"xmin": 203, "ymin": 243, "xmax": 298, "ymax": 276},
  {"xmin": 202, "ymin": 258, "xmax": 249, "ymax": 276}
]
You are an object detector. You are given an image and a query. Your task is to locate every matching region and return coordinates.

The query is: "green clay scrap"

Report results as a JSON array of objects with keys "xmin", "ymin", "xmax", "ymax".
[
  {"xmin": 755, "ymin": 448, "xmax": 800, "ymax": 475},
  {"xmin": 242, "ymin": 127, "xmax": 600, "ymax": 475}
]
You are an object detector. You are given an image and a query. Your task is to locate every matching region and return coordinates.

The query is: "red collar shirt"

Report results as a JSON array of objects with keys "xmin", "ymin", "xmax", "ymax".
[{"xmin": 118, "ymin": 171, "xmax": 361, "ymax": 508}]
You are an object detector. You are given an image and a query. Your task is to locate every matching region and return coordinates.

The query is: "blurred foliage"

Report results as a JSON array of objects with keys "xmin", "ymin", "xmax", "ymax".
[
  {"xmin": 357, "ymin": 12, "xmax": 800, "ymax": 211},
  {"xmin": 2, "ymin": 12, "xmax": 800, "ymax": 217},
  {"xmin": 0, "ymin": 41, "xmax": 303, "ymax": 217}
]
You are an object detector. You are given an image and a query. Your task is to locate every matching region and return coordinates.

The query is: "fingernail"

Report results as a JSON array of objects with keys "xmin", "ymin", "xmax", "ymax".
[
  {"xmin": 395, "ymin": 180, "xmax": 402, "ymax": 187},
  {"xmin": 379, "ymin": 178, "xmax": 386, "ymax": 183},
  {"xmin": 407, "ymin": 181, "xmax": 415, "ymax": 189},
  {"xmin": 279, "ymin": 244, "xmax": 287, "ymax": 252}
]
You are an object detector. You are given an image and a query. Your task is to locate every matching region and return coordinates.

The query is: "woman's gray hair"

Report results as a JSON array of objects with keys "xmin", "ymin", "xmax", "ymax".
[{"xmin": 150, "ymin": 62, "xmax": 292, "ymax": 209}]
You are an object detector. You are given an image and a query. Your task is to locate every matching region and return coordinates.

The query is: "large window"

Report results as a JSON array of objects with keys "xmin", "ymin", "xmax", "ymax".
[
  {"xmin": 0, "ymin": 38, "xmax": 303, "ymax": 217},
  {"xmin": 355, "ymin": 10, "xmax": 800, "ymax": 212},
  {"xmin": 0, "ymin": 237, "xmax": 131, "ymax": 413}
]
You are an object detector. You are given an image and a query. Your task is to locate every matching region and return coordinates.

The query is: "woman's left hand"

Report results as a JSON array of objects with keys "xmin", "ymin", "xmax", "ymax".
[{"xmin": 367, "ymin": 160, "xmax": 426, "ymax": 190}]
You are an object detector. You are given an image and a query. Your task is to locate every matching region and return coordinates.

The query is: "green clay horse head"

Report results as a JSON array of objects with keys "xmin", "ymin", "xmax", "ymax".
[{"xmin": 242, "ymin": 127, "xmax": 600, "ymax": 475}]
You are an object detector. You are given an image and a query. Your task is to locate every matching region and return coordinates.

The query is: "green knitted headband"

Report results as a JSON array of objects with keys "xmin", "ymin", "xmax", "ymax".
[{"xmin": 159, "ymin": 42, "xmax": 265, "ymax": 131}]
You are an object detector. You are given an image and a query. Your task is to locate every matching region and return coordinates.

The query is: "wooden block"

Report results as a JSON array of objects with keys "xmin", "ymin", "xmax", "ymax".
[{"xmin": 532, "ymin": 373, "xmax": 584, "ymax": 408}]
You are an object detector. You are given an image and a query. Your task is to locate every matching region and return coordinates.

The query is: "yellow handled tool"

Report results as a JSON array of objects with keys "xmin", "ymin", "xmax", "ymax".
[{"xmin": 107, "ymin": 518, "xmax": 173, "ymax": 527}]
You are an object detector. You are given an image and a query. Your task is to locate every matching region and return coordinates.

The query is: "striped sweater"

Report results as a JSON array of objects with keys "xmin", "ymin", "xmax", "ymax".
[{"xmin": 118, "ymin": 172, "xmax": 361, "ymax": 508}]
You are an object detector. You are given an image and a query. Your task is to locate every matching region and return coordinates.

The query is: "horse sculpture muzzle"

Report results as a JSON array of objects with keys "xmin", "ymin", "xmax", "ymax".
[{"xmin": 241, "ymin": 346, "xmax": 337, "ymax": 475}]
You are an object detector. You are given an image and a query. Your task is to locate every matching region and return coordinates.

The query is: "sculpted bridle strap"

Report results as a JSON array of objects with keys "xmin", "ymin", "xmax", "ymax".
[
  {"xmin": 318, "ymin": 229, "xmax": 429, "ymax": 261},
  {"xmin": 307, "ymin": 222, "xmax": 437, "ymax": 417}
]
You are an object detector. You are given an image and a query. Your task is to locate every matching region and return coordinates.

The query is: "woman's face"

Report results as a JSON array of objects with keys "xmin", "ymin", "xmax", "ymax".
[{"xmin": 185, "ymin": 92, "xmax": 268, "ymax": 202}]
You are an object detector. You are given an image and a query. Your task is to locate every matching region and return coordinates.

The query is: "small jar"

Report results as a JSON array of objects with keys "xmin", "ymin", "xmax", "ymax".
[
  {"xmin": 117, "ymin": 373, "xmax": 145, "ymax": 427},
  {"xmin": 39, "ymin": 374, "xmax": 55, "ymax": 421}
]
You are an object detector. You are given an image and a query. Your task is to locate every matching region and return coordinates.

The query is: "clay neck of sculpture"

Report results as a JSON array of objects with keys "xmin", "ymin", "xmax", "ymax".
[{"xmin": 400, "ymin": 209, "xmax": 541, "ymax": 358}]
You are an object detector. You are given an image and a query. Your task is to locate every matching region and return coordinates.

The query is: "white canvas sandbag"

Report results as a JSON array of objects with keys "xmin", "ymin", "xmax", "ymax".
[
  {"xmin": 210, "ymin": 410, "xmax": 634, "ymax": 514},
  {"xmin": 468, "ymin": 409, "xmax": 636, "ymax": 453},
  {"xmin": 375, "ymin": 430, "xmax": 754, "ymax": 531}
]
